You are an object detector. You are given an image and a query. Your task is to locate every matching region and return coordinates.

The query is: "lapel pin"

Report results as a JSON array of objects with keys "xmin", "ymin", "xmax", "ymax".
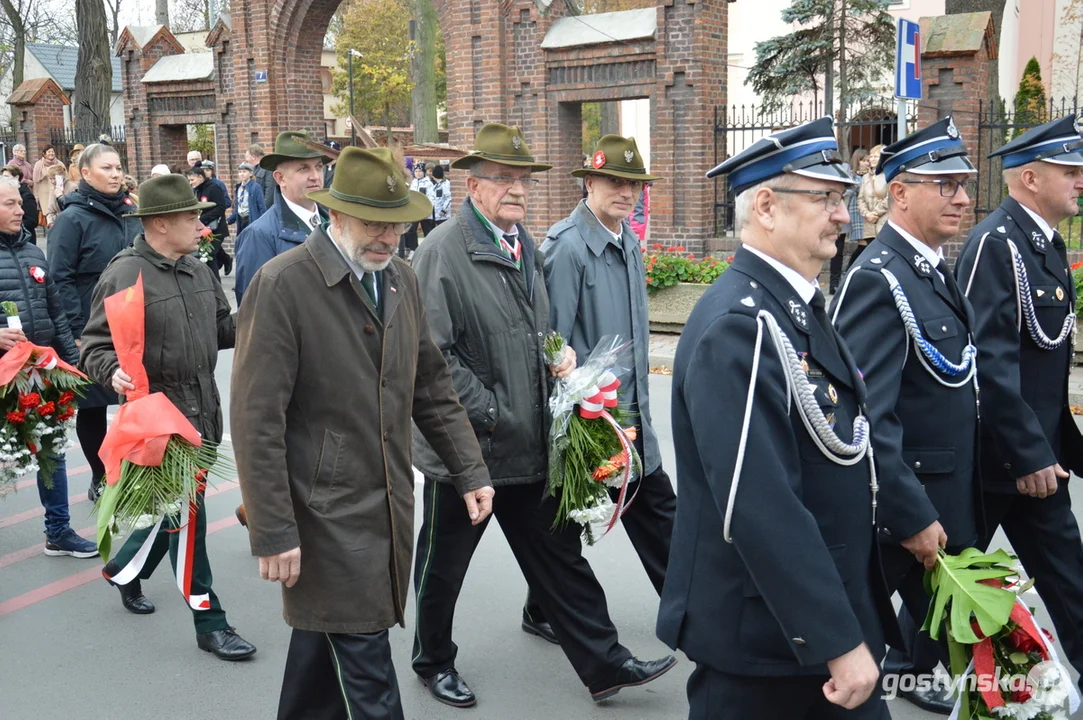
[
  {"xmin": 1037, "ymin": 289, "xmax": 1046, "ymax": 297},
  {"xmin": 1056, "ymin": 287, "xmax": 1065, "ymax": 301},
  {"xmin": 827, "ymin": 384, "xmax": 838, "ymax": 404}
]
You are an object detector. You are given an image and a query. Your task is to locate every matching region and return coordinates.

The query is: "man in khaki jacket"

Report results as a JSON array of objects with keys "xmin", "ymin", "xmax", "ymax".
[{"xmin": 231, "ymin": 146, "xmax": 493, "ymax": 720}]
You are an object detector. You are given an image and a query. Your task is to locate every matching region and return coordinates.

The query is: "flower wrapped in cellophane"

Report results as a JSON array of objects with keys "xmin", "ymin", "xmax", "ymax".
[
  {"xmin": 923, "ymin": 548, "xmax": 1081, "ymax": 719},
  {"xmin": 94, "ymin": 273, "xmax": 232, "ymax": 564},
  {"xmin": 547, "ymin": 333, "xmax": 641, "ymax": 545},
  {"xmin": 0, "ymin": 300, "xmax": 88, "ymax": 495}
]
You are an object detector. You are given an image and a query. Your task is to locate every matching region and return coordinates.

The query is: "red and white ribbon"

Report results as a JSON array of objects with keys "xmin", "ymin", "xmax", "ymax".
[
  {"xmin": 574, "ymin": 372, "xmax": 639, "ymax": 538},
  {"xmin": 577, "ymin": 374, "xmax": 621, "ymax": 419},
  {"xmin": 102, "ymin": 484, "xmax": 210, "ymax": 611}
]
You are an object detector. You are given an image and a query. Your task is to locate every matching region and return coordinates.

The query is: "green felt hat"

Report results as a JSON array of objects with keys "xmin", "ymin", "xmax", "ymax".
[
  {"xmin": 127, "ymin": 174, "xmax": 216, "ymax": 217},
  {"xmin": 307, "ymin": 147, "xmax": 432, "ymax": 223},
  {"xmin": 260, "ymin": 131, "xmax": 333, "ymax": 171},
  {"xmin": 450, "ymin": 123, "xmax": 552, "ymax": 172},
  {"xmin": 572, "ymin": 134, "xmax": 658, "ymax": 181}
]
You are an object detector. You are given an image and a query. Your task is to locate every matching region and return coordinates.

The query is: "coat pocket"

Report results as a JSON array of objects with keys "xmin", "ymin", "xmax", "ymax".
[
  {"xmin": 1032, "ymin": 285, "xmax": 1068, "ymax": 307},
  {"xmin": 922, "ymin": 315, "xmax": 958, "ymax": 341},
  {"xmin": 308, "ymin": 429, "xmax": 344, "ymax": 514},
  {"xmin": 902, "ymin": 447, "xmax": 955, "ymax": 476}
]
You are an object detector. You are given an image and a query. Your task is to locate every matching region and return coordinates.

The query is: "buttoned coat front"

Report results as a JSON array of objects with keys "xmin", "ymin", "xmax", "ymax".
[{"xmin": 230, "ymin": 228, "xmax": 490, "ymax": 634}]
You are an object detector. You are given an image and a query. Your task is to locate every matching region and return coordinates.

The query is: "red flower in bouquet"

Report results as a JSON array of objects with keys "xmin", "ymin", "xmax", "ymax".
[
  {"xmin": 1006, "ymin": 626, "xmax": 1041, "ymax": 654},
  {"xmin": 5, "ymin": 410, "xmax": 25, "ymax": 423},
  {"xmin": 1010, "ymin": 686, "xmax": 1033, "ymax": 704},
  {"xmin": 56, "ymin": 406, "xmax": 75, "ymax": 422},
  {"xmin": 36, "ymin": 401, "xmax": 55, "ymax": 417},
  {"xmin": 58, "ymin": 391, "xmax": 75, "ymax": 406},
  {"xmin": 18, "ymin": 392, "xmax": 40, "ymax": 409}
]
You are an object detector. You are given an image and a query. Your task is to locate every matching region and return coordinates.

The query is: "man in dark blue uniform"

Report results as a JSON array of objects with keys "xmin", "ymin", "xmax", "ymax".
[
  {"xmin": 831, "ymin": 117, "xmax": 982, "ymax": 715},
  {"xmin": 658, "ymin": 118, "xmax": 899, "ymax": 719},
  {"xmin": 954, "ymin": 115, "xmax": 1083, "ymax": 691}
]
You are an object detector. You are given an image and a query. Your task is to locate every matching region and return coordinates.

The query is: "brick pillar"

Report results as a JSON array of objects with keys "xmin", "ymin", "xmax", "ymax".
[
  {"xmin": 652, "ymin": 0, "xmax": 728, "ymax": 255},
  {"xmin": 919, "ymin": 11, "xmax": 996, "ymax": 252},
  {"xmin": 7, "ymin": 79, "xmax": 70, "ymax": 163}
]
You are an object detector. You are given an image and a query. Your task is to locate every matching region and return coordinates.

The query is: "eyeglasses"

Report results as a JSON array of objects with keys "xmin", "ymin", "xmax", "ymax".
[
  {"xmin": 598, "ymin": 176, "xmax": 646, "ymax": 191},
  {"xmin": 359, "ymin": 220, "xmax": 409, "ymax": 238},
  {"xmin": 473, "ymin": 175, "xmax": 541, "ymax": 189},
  {"xmin": 772, "ymin": 188, "xmax": 854, "ymax": 212},
  {"xmin": 899, "ymin": 178, "xmax": 976, "ymax": 198}
]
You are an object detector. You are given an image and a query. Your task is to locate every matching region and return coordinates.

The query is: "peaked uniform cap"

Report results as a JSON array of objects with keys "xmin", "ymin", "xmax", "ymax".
[
  {"xmin": 307, "ymin": 146, "xmax": 432, "ymax": 224},
  {"xmin": 128, "ymin": 174, "xmax": 216, "ymax": 217},
  {"xmin": 706, "ymin": 117, "xmax": 855, "ymax": 196},
  {"xmin": 260, "ymin": 130, "xmax": 333, "ymax": 171},
  {"xmin": 572, "ymin": 134, "xmax": 659, "ymax": 181},
  {"xmin": 876, "ymin": 116, "xmax": 976, "ymax": 181},
  {"xmin": 988, "ymin": 115, "xmax": 1083, "ymax": 168},
  {"xmin": 450, "ymin": 123, "xmax": 552, "ymax": 172}
]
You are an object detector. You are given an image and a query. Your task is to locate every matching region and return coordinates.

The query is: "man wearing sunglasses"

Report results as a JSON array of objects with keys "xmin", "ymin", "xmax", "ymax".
[
  {"xmin": 831, "ymin": 117, "xmax": 982, "ymax": 715},
  {"xmin": 540, "ymin": 135, "xmax": 675, "ymax": 609},
  {"xmin": 955, "ymin": 115, "xmax": 1083, "ymax": 694},
  {"xmin": 409, "ymin": 123, "xmax": 676, "ymax": 708}
]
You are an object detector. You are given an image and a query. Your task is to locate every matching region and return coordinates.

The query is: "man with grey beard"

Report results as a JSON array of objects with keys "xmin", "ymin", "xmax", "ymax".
[
  {"xmin": 409, "ymin": 122, "xmax": 676, "ymax": 708},
  {"xmin": 232, "ymin": 146, "xmax": 494, "ymax": 720}
]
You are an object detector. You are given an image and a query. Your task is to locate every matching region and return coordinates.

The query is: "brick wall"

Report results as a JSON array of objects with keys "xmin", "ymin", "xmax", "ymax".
[{"xmin": 8, "ymin": 79, "xmax": 70, "ymax": 163}]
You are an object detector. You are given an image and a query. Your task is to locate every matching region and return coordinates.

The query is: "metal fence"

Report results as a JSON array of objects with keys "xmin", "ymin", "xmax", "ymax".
[
  {"xmin": 48, "ymin": 126, "xmax": 127, "ymax": 168},
  {"xmin": 0, "ymin": 129, "xmax": 23, "ymax": 166},
  {"xmin": 712, "ymin": 99, "xmax": 918, "ymax": 235},
  {"xmin": 975, "ymin": 97, "xmax": 1081, "ymax": 245}
]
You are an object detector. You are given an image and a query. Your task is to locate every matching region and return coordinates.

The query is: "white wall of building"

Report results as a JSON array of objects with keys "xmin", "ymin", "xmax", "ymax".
[{"xmin": 619, "ymin": 98, "xmax": 650, "ymax": 171}]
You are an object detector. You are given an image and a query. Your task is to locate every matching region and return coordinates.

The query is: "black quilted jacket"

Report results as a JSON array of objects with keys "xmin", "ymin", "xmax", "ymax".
[{"xmin": 0, "ymin": 228, "xmax": 78, "ymax": 364}]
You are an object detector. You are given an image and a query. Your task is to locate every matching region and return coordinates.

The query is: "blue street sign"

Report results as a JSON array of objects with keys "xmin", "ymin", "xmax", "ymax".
[
  {"xmin": 254, "ymin": 70, "xmax": 268, "ymax": 83},
  {"xmin": 895, "ymin": 18, "xmax": 922, "ymax": 100}
]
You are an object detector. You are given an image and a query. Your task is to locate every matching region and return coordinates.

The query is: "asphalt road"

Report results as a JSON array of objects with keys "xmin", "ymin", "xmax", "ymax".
[{"xmin": 0, "ymin": 273, "xmax": 1079, "ymax": 719}]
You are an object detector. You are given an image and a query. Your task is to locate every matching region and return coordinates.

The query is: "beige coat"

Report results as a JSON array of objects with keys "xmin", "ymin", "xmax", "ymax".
[
  {"xmin": 231, "ymin": 228, "xmax": 490, "ymax": 633},
  {"xmin": 857, "ymin": 173, "xmax": 889, "ymax": 239}
]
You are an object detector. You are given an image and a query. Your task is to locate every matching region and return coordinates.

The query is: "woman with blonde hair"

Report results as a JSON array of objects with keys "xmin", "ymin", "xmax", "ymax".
[{"xmin": 855, "ymin": 143, "xmax": 889, "ymax": 265}]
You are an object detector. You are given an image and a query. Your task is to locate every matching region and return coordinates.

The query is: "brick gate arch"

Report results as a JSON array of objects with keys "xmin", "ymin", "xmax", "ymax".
[{"xmin": 221, "ymin": 1, "xmax": 726, "ymax": 248}]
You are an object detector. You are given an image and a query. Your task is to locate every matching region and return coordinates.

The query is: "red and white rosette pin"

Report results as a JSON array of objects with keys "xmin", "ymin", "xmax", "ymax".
[
  {"xmin": 592, "ymin": 150, "xmax": 607, "ymax": 169},
  {"xmin": 29, "ymin": 266, "xmax": 45, "ymax": 283}
]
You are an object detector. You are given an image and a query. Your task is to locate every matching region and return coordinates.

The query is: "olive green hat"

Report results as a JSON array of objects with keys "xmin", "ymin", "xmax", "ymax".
[
  {"xmin": 127, "ymin": 174, "xmax": 216, "ymax": 217},
  {"xmin": 450, "ymin": 123, "xmax": 552, "ymax": 172},
  {"xmin": 572, "ymin": 134, "xmax": 658, "ymax": 182},
  {"xmin": 307, "ymin": 147, "xmax": 432, "ymax": 223},
  {"xmin": 260, "ymin": 131, "xmax": 333, "ymax": 171}
]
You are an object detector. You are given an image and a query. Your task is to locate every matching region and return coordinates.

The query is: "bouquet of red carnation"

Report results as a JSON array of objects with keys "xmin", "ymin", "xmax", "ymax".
[
  {"xmin": 923, "ymin": 548, "xmax": 1081, "ymax": 719},
  {"xmin": 0, "ymin": 301, "xmax": 87, "ymax": 495},
  {"xmin": 546, "ymin": 333, "xmax": 642, "ymax": 545},
  {"xmin": 94, "ymin": 274, "xmax": 232, "ymax": 567},
  {"xmin": 197, "ymin": 226, "xmax": 215, "ymax": 265}
]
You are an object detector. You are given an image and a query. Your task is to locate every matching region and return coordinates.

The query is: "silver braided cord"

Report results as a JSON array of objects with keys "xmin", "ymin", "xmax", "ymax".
[
  {"xmin": 880, "ymin": 268, "xmax": 978, "ymax": 388},
  {"xmin": 1006, "ymin": 239, "xmax": 1076, "ymax": 351}
]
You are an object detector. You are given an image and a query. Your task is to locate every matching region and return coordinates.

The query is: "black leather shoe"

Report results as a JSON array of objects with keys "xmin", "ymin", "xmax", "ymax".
[
  {"xmin": 521, "ymin": 616, "xmax": 559, "ymax": 645},
  {"xmin": 589, "ymin": 656, "xmax": 678, "ymax": 702},
  {"xmin": 422, "ymin": 669, "xmax": 477, "ymax": 708},
  {"xmin": 898, "ymin": 684, "xmax": 954, "ymax": 715},
  {"xmin": 103, "ymin": 564, "xmax": 155, "ymax": 614},
  {"xmin": 196, "ymin": 627, "xmax": 257, "ymax": 661}
]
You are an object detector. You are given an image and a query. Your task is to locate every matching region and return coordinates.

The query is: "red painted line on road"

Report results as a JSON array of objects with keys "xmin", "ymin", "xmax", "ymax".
[
  {"xmin": 0, "ymin": 497, "xmax": 243, "ymax": 618},
  {"xmin": 14, "ymin": 464, "xmax": 91, "ymax": 491},
  {"xmin": 0, "ymin": 493, "xmax": 88, "ymax": 529},
  {"xmin": 0, "ymin": 480, "xmax": 240, "ymax": 569}
]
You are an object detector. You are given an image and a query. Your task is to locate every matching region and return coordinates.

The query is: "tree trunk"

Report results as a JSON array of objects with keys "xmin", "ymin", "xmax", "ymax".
[
  {"xmin": 600, "ymin": 101, "xmax": 620, "ymax": 136},
  {"xmin": 107, "ymin": 0, "xmax": 121, "ymax": 47},
  {"xmin": 824, "ymin": 0, "xmax": 834, "ymax": 117},
  {"xmin": 156, "ymin": 0, "xmax": 169, "ymax": 26},
  {"xmin": 0, "ymin": 0, "xmax": 28, "ymax": 98},
  {"xmin": 408, "ymin": 0, "xmax": 438, "ymax": 143},
  {"xmin": 74, "ymin": 0, "xmax": 112, "ymax": 132},
  {"xmin": 386, "ymin": 102, "xmax": 393, "ymax": 147},
  {"xmin": 837, "ymin": 0, "xmax": 850, "ymax": 160}
]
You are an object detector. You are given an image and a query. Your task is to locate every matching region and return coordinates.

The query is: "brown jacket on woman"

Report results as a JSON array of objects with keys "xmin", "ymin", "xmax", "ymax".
[{"xmin": 230, "ymin": 228, "xmax": 490, "ymax": 633}]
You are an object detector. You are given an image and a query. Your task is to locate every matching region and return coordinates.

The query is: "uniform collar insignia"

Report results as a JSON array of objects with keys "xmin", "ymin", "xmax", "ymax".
[
  {"xmin": 1032, "ymin": 230, "xmax": 1047, "ymax": 251},
  {"xmin": 913, "ymin": 253, "xmax": 932, "ymax": 276},
  {"xmin": 788, "ymin": 298, "xmax": 809, "ymax": 330}
]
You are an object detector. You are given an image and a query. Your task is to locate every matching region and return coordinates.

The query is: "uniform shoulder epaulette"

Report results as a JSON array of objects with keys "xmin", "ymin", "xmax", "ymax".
[
  {"xmin": 727, "ymin": 280, "xmax": 765, "ymax": 319},
  {"xmin": 545, "ymin": 217, "xmax": 578, "ymax": 243},
  {"xmin": 851, "ymin": 248, "xmax": 898, "ymax": 271}
]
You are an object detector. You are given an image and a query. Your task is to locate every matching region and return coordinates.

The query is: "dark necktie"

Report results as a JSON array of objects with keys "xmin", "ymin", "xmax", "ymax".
[
  {"xmin": 937, "ymin": 259, "xmax": 963, "ymax": 307},
  {"xmin": 1053, "ymin": 230, "xmax": 1068, "ymax": 266},
  {"xmin": 361, "ymin": 272, "xmax": 380, "ymax": 317},
  {"xmin": 809, "ymin": 290, "xmax": 839, "ymax": 353}
]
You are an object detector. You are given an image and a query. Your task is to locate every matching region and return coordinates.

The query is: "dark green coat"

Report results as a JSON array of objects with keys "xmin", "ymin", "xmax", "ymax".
[{"xmin": 80, "ymin": 235, "xmax": 235, "ymax": 443}]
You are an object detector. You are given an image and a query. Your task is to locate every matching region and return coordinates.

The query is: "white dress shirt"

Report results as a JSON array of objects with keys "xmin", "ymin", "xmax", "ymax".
[
  {"xmin": 1018, "ymin": 201, "xmax": 1055, "ymax": 242},
  {"xmin": 889, "ymin": 220, "xmax": 945, "ymax": 281},
  {"xmin": 283, "ymin": 196, "xmax": 321, "ymax": 231},
  {"xmin": 743, "ymin": 244, "xmax": 818, "ymax": 304}
]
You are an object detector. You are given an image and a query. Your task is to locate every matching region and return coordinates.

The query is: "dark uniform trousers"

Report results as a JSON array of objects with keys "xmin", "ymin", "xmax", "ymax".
[
  {"xmin": 412, "ymin": 478, "xmax": 633, "ymax": 686},
  {"xmin": 687, "ymin": 664, "xmax": 889, "ymax": 720},
  {"xmin": 278, "ymin": 628, "xmax": 404, "ymax": 720},
  {"xmin": 523, "ymin": 465, "xmax": 676, "ymax": 623},
  {"xmin": 111, "ymin": 490, "xmax": 227, "ymax": 635}
]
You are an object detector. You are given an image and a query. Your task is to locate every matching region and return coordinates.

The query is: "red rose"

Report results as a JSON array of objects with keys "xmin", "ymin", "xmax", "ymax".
[
  {"xmin": 56, "ymin": 405, "xmax": 75, "ymax": 421},
  {"xmin": 36, "ymin": 401, "xmax": 55, "ymax": 417},
  {"xmin": 1006, "ymin": 627, "xmax": 1041, "ymax": 654},
  {"xmin": 18, "ymin": 392, "xmax": 40, "ymax": 409},
  {"xmin": 6, "ymin": 410, "xmax": 26, "ymax": 424},
  {"xmin": 58, "ymin": 391, "xmax": 75, "ymax": 406}
]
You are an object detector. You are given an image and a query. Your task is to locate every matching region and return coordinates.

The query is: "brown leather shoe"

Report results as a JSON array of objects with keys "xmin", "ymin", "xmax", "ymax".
[{"xmin": 235, "ymin": 504, "xmax": 248, "ymax": 528}]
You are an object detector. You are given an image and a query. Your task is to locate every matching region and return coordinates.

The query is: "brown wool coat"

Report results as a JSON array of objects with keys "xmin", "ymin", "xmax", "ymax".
[{"xmin": 231, "ymin": 228, "xmax": 490, "ymax": 633}]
